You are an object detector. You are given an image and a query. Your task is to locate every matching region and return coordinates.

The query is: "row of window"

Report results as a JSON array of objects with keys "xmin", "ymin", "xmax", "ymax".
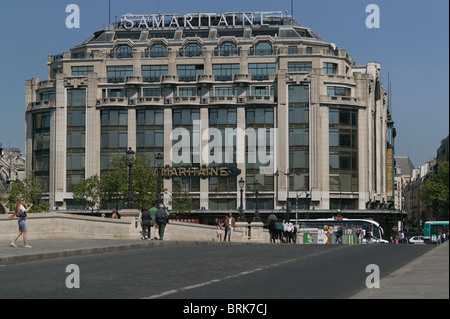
[
  {"xmin": 107, "ymin": 42, "xmax": 277, "ymax": 59},
  {"xmin": 67, "ymin": 62, "xmax": 339, "ymax": 80}
]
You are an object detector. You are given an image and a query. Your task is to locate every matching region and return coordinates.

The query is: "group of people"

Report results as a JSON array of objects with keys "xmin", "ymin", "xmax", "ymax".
[
  {"xmin": 214, "ymin": 213, "xmax": 236, "ymax": 242},
  {"xmin": 138, "ymin": 203, "xmax": 169, "ymax": 240},
  {"xmin": 437, "ymin": 231, "xmax": 448, "ymax": 244},
  {"xmin": 268, "ymin": 215, "xmax": 298, "ymax": 244}
]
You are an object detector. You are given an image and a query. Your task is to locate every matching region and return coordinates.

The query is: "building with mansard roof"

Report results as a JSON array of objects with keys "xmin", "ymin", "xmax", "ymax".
[{"xmin": 25, "ymin": 12, "xmax": 393, "ymax": 221}]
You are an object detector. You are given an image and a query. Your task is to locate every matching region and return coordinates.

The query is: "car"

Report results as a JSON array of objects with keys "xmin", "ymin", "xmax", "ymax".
[{"xmin": 409, "ymin": 236, "xmax": 425, "ymax": 244}]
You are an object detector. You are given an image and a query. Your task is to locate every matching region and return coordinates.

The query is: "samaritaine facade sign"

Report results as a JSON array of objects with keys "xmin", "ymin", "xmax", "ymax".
[
  {"xmin": 157, "ymin": 166, "xmax": 241, "ymax": 178},
  {"xmin": 121, "ymin": 11, "xmax": 284, "ymax": 29}
]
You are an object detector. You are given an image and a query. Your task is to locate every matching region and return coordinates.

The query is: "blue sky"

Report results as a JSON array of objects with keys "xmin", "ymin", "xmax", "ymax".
[{"xmin": 0, "ymin": 0, "xmax": 448, "ymax": 168}]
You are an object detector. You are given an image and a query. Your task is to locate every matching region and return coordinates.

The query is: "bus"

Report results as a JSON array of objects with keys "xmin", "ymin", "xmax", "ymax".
[
  {"xmin": 423, "ymin": 221, "xmax": 449, "ymax": 244},
  {"xmin": 293, "ymin": 218, "xmax": 388, "ymax": 244}
]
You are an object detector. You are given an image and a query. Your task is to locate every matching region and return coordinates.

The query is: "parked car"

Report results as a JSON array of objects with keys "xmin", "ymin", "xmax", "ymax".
[{"xmin": 409, "ymin": 236, "xmax": 425, "ymax": 244}]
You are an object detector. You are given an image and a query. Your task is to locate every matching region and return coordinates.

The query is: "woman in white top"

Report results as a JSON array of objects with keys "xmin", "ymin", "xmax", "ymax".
[{"xmin": 10, "ymin": 198, "xmax": 33, "ymax": 248}]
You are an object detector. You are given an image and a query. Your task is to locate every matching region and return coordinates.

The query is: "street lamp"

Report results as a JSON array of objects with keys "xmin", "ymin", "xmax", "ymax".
[
  {"xmin": 253, "ymin": 182, "xmax": 262, "ymax": 222},
  {"xmin": 275, "ymin": 170, "xmax": 293, "ymax": 222},
  {"xmin": 238, "ymin": 177, "xmax": 246, "ymax": 222},
  {"xmin": 124, "ymin": 147, "xmax": 137, "ymax": 209},
  {"xmin": 155, "ymin": 152, "xmax": 164, "ymax": 206}
]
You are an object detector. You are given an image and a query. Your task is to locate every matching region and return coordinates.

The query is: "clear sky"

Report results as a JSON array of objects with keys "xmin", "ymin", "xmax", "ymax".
[{"xmin": 0, "ymin": 0, "xmax": 448, "ymax": 168}]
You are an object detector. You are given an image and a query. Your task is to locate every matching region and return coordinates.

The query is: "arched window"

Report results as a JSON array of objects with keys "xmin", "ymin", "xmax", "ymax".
[
  {"xmin": 219, "ymin": 42, "xmax": 237, "ymax": 56},
  {"xmin": 255, "ymin": 42, "xmax": 273, "ymax": 56},
  {"xmin": 149, "ymin": 44, "xmax": 167, "ymax": 58},
  {"xmin": 184, "ymin": 43, "xmax": 202, "ymax": 57},
  {"xmin": 114, "ymin": 45, "xmax": 132, "ymax": 58}
]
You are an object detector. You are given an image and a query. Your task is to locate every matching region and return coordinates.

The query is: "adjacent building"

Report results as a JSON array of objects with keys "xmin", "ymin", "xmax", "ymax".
[{"xmin": 25, "ymin": 12, "xmax": 392, "ymax": 217}]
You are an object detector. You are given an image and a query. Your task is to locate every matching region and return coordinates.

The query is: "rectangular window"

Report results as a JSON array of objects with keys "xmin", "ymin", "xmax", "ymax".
[
  {"xmin": 327, "ymin": 86, "xmax": 351, "ymax": 97},
  {"xmin": 288, "ymin": 62, "xmax": 312, "ymax": 72},
  {"xmin": 142, "ymin": 65, "xmax": 168, "ymax": 82},
  {"xmin": 329, "ymin": 108, "xmax": 358, "ymax": 193},
  {"xmin": 248, "ymin": 63, "xmax": 276, "ymax": 81},
  {"xmin": 40, "ymin": 91, "xmax": 55, "ymax": 101},
  {"xmin": 177, "ymin": 64, "xmax": 204, "ymax": 82},
  {"xmin": 323, "ymin": 62, "xmax": 338, "ymax": 75},
  {"xmin": 288, "ymin": 85, "xmax": 309, "ymax": 191},
  {"xmin": 212, "ymin": 64, "xmax": 240, "ymax": 81},
  {"xmin": 71, "ymin": 66, "xmax": 94, "ymax": 76},
  {"xmin": 107, "ymin": 66, "xmax": 133, "ymax": 83}
]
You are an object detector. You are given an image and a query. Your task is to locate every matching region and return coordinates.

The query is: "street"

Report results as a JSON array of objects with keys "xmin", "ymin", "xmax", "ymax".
[{"xmin": 0, "ymin": 243, "xmax": 433, "ymax": 299}]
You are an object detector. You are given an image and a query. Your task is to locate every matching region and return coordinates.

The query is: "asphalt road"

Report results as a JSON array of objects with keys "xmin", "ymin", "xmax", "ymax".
[{"xmin": 0, "ymin": 243, "xmax": 433, "ymax": 299}]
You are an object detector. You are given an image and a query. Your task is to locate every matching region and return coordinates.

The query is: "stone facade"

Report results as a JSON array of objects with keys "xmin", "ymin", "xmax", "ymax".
[{"xmin": 25, "ymin": 14, "xmax": 391, "ymax": 213}]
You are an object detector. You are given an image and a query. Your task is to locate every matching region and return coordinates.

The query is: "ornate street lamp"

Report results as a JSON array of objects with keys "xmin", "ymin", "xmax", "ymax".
[
  {"xmin": 253, "ymin": 182, "xmax": 262, "ymax": 222},
  {"xmin": 237, "ymin": 177, "xmax": 246, "ymax": 222},
  {"xmin": 124, "ymin": 147, "xmax": 137, "ymax": 209},
  {"xmin": 155, "ymin": 152, "xmax": 164, "ymax": 206}
]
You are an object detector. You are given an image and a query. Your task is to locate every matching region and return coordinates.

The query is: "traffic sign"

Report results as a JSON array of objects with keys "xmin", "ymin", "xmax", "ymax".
[{"xmin": 392, "ymin": 226, "xmax": 397, "ymax": 232}]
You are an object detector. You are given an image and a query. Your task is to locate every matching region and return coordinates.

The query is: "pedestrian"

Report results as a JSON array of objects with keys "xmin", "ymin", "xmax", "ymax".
[
  {"xmin": 215, "ymin": 219, "xmax": 223, "ymax": 242},
  {"xmin": 9, "ymin": 198, "xmax": 33, "ymax": 248},
  {"xmin": 293, "ymin": 223, "xmax": 298, "ymax": 244},
  {"xmin": 155, "ymin": 204, "xmax": 168, "ymax": 240},
  {"xmin": 149, "ymin": 203, "xmax": 158, "ymax": 239},
  {"xmin": 366, "ymin": 229, "xmax": 372, "ymax": 244},
  {"xmin": 275, "ymin": 219, "xmax": 284, "ymax": 243},
  {"xmin": 268, "ymin": 218, "xmax": 277, "ymax": 243},
  {"xmin": 336, "ymin": 226, "xmax": 343, "ymax": 244},
  {"xmin": 267, "ymin": 213, "xmax": 277, "ymax": 244},
  {"xmin": 356, "ymin": 228, "xmax": 361, "ymax": 244},
  {"xmin": 112, "ymin": 208, "xmax": 120, "ymax": 219},
  {"xmin": 141, "ymin": 206, "xmax": 152, "ymax": 240},
  {"xmin": 224, "ymin": 212, "xmax": 235, "ymax": 241}
]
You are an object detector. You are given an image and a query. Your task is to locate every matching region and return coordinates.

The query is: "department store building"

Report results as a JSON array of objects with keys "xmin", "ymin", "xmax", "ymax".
[{"xmin": 25, "ymin": 12, "xmax": 393, "ymax": 217}]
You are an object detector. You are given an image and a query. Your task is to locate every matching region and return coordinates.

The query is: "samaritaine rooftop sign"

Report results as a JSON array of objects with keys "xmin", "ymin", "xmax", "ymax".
[{"xmin": 120, "ymin": 11, "xmax": 285, "ymax": 29}]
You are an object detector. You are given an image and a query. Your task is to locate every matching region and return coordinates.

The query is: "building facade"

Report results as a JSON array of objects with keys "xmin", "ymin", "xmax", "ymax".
[{"xmin": 25, "ymin": 12, "xmax": 391, "ymax": 214}]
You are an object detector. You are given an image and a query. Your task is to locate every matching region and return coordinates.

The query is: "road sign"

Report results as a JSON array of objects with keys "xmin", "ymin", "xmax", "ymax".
[{"xmin": 392, "ymin": 226, "xmax": 397, "ymax": 232}]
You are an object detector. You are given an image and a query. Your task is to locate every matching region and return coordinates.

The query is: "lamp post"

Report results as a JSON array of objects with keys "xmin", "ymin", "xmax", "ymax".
[
  {"xmin": 238, "ymin": 177, "xmax": 246, "ymax": 222},
  {"xmin": 155, "ymin": 152, "xmax": 164, "ymax": 206},
  {"xmin": 124, "ymin": 147, "xmax": 137, "ymax": 209},
  {"xmin": 253, "ymin": 182, "xmax": 261, "ymax": 222},
  {"xmin": 275, "ymin": 170, "xmax": 293, "ymax": 222}
]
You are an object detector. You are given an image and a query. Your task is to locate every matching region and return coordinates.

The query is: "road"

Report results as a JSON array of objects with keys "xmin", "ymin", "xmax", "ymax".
[{"xmin": 0, "ymin": 243, "xmax": 433, "ymax": 299}]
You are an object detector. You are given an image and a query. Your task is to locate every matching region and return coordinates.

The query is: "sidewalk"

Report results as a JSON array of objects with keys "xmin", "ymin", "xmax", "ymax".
[{"xmin": 350, "ymin": 241, "xmax": 449, "ymax": 299}]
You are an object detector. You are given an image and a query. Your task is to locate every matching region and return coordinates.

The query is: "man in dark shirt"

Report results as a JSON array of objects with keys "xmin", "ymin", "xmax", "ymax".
[
  {"xmin": 155, "ymin": 205, "xmax": 168, "ymax": 240},
  {"xmin": 141, "ymin": 206, "xmax": 152, "ymax": 240}
]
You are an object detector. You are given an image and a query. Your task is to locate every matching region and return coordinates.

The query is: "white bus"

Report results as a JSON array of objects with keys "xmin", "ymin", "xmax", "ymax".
[{"xmin": 292, "ymin": 218, "xmax": 388, "ymax": 244}]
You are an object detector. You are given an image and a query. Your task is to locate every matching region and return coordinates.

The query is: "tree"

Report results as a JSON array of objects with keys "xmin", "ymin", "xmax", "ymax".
[
  {"xmin": 7, "ymin": 174, "xmax": 49, "ymax": 212},
  {"xmin": 99, "ymin": 154, "xmax": 160, "ymax": 210},
  {"xmin": 419, "ymin": 161, "xmax": 449, "ymax": 219},
  {"xmin": 169, "ymin": 181, "xmax": 192, "ymax": 218},
  {"xmin": 72, "ymin": 175, "xmax": 102, "ymax": 212}
]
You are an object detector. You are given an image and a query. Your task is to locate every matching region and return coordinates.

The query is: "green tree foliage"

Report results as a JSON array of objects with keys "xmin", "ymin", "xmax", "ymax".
[
  {"xmin": 419, "ymin": 161, "xmax": 449, "ymax": 219},
  {"xmin": 7, "ymin": 174, "xmax": 49, "ymax": 212},
  {"xmin": 72, "ymin": 175, "xmax": 101, "ymax": 212},
  {"xmin": 169, "ymin": 181, "xmax": 192, "ymax": 218},
  {"xmin": 73, "ymin": 154, "xmax": 160, "ymax": 211}
]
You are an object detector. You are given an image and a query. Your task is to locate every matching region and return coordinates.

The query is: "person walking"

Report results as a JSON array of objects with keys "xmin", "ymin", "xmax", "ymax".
[
  {"xmin": 267, "ymin": 213, "xmax": 277, "ymax": 244},
  {"xmin": 9, "ymin": 198, "xmax": 33, "ymax": 248},
  {"xmin": 155, "ymin": 204, "xmax": 168, "ymax": 240},
  {"xmin": 141, "ymin": 206, "xmax": 152, "ymax": 240},
  {"xmin": 215, "ymin": 219, "xmax": 223, "ymax": 242},
  {"xmin": 223, "ymin": 213, "xmax": 235, "ymax": 242},
  {"xmin": 149, "ymin": 203, "xmax": 158, "ymax": 239}
]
